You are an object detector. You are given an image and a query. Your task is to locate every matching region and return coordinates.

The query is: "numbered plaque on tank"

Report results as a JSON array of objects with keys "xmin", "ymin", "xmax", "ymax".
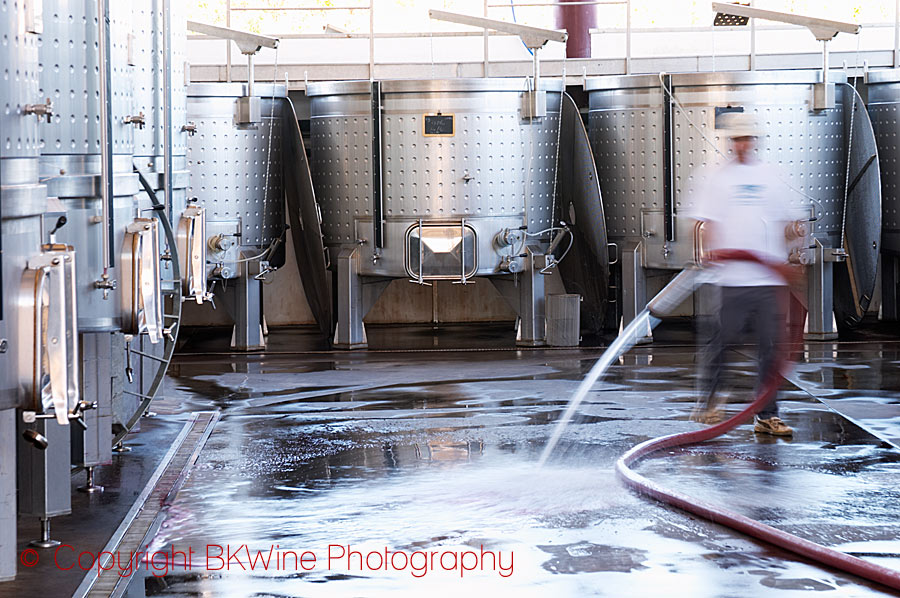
[{"xmin": 423, "ymin": 113, "xmax": 454, "ymax": 137}]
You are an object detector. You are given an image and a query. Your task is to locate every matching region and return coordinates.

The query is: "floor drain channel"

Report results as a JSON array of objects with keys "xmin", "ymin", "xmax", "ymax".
[{"xmin": 74, "ymin": 411, "xmax": 219, "ymax": 598}]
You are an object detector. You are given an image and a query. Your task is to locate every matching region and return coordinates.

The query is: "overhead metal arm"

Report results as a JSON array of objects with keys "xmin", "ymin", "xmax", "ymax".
[
  {"xmin": 428, "ymin": 9, "xmax": 567, "ymax": 49},
  {"xmin": 711, "ymin": 2, "xmax": 860, "ymax": 109},
  {"xmin": 187, "ymin": 21, "xmax": 279, "ymax": 123},
  {"xmin": 187, "ymin": 20, "xmax": 279, "ymax": 55},
  {"xmin": 711, "ymin": 2, "xmax": 859, "ymax": 41},
  {"xmin": 429, "ymin": 9, "xmax": 567, "ymax": 119}
]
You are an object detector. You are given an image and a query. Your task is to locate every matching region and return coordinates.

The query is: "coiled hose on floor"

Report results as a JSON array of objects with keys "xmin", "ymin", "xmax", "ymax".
[{"xmin": 616, "ymin": 249, "xmax": 900, "ymax": 592}]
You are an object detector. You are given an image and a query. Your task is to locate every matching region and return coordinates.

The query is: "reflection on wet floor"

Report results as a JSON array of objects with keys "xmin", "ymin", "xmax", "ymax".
[{"xmin": 129, "ymin": 323, "xmax": 900, "ymax": 597}]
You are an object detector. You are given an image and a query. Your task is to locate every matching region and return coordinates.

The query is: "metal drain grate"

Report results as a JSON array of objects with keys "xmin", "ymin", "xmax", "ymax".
[{"xmin": 74, "ymin": 411, "xmax": 219, "ymax": 598}]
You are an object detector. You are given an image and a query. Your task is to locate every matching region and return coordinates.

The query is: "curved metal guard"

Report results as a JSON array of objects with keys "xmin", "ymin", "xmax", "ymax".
[
  {"xmin": 114, "ymin": 169, "xmax": 183, "ymax": 445},
  {"xmin": 282, "ymin": 97, "xmax": 332, "ymax": 340},
  {"xmin": 835, "ymin": 86, "xmax": 882, "ymax": 328},
  {"xmin": 122, "ymin": 218, "xmax": 164, "ymax": 344},
  {"xmin": 555, "ymin": 92, "xmax": 609, "ymax": 334},
  {"xmin": 177, "ymin": 205, "xmax": 209, "ymax": 303}
]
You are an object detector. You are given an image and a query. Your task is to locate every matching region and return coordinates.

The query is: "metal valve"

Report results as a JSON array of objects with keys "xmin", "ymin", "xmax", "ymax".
[
  {"xmin": 182, "ymin": 122, "xmax": 197, "ymax": 136},
  {"xmin": 94, "ymin": 274, "xmax": 117, "ymax": 299},
  {"xmin": 124, "ymin": 112, "xmax": 146, "ymax": 128},
  {"xmin": 22, "ymin": 429, "xmax": 49, "ymax": 450},
  {"xmin": 785, "ymin": 220, "xmax": 809, "ymax": 241},
  {"xmin": 24, "ymin": 98, "xmax": 54, "ymax": 123}
]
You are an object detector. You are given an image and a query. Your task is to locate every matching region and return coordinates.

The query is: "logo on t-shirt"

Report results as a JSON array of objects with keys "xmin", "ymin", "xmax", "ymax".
[{"xmin": 734, "ymin": 184, "xmax": 764, "ymax": 204}]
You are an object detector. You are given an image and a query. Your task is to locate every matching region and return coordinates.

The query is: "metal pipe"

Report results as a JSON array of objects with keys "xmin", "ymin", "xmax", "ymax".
[
  {"xmin": 750, "ymin": 0, "xmax": 756, "ymax": 70},
  {"xmin": 459, "ymin": 219, "xmax": 466, "ymax": 284},
  {"xmin": 822, "ymin": 39, "xmax": 829, "ymax": 79},
  {"xmin": 226, "ymin": 0, "xmax": 232, "ymax": 81},
  {"xmin": 532, "ymin": 49, "xmax": 540, "ymax": 88},
  {"xmin": 625, "ymin": 0, "xmax": 632, "ymax": 74},
  {"xmin": 556, "ymin": 0, "xmax": 596, "ymax": 58},
  {"xmin": 483, "ymin": 0, "xmax": 489, "ymax": 77},
  {"xmin": 247, "ymin": 54, "xmax": 254, "ymax": 96},
  {"xmin": 98, "ymin": 0, "xmax": 114, "ymax": 270},
  {"xmin": 368, "ymin": 0, "xmax": 375, "ymax": 79},
  {"xmin": 164, "ymin": 0, "xmax": 173, "ymax": 217},
  {"xmin": 418, "ymin": 219, "xmax": 424, "ymax": 284}
]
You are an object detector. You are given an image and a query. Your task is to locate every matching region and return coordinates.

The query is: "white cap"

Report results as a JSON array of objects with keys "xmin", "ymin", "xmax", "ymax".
[{"xmin": 720, "ymin": 111, "xmax": 761, "ymax": 139}]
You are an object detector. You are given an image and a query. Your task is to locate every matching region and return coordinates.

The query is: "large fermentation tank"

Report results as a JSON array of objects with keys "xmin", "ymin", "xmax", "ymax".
[
  {"xmin": 186, "ymin": 83, "xmax": 286, "ymax": 349},
  {"xmin": 309, "ymin": 79, "xmax": 561, "ymax": 278},
  {"xmin": 307, "ymin": 79, "xmax": 605, "ymax": 348},
  {"xmin": 587, "ymin": 71, "xmax": 881, "ymax": 338},
  {"xmin": 865, "ymin": 69, "xmax": 900, "ymax": 319},
  {"xmin": 0, "ymin": 0, "xmax": 47, "ymax": 580},
  {"xmin": 40, "ymin": 0, "xmax": 139, "ymax": 331}
]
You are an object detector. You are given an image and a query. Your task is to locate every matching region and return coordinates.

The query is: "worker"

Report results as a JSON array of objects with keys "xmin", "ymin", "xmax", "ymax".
[{"xmin": 689, "ymin": 111, "xmax": 793, "ymax": 436}]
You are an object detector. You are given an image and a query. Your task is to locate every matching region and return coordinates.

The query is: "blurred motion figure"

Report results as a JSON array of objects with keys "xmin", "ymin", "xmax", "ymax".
[{"xmin": 690, "ymin": 112, "xmax": 793, "ymax": 436}]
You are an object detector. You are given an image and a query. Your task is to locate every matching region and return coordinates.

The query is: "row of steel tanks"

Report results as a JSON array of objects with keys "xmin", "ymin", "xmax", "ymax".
[
  {"xmin": 306, "ymin": 79, "xmax": 608, "ymax": 348},
  {"xmin": 0, "ymin": 0, "xmax": 204, "ymax": 575},
  {"xmin": 586, "ymin": 70, "xmax": 883, "ymax": 339}
]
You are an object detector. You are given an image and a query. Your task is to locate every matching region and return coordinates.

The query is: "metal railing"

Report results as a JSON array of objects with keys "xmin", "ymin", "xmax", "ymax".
[{"xmin": 194, "ymin": 0, "xmax": 900, "ymax": 82}]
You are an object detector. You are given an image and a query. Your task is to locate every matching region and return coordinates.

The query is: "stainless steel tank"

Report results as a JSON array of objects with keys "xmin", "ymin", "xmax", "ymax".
[
  {"xmin": 307, "ymin": 79, "xmax": 563, "ymax": 279},
  {"xmin": 587, "ymin": 71, "xmax": 881, "ymax": 336},
  {"xmin": 40, "ymin": 0, "xmax": 139, "ymax": 332},
  {"xmin": 2, "ymin": 1, "xmax": 78, "ymax": 575},
  {"xmin": 306, "ymin": 79, "xmax": 606, "ymax": 348},
  {"xmin": 187, "ymin": 83, "xmax": 286, "ymax": 260},
  {"xmin": 132, "ymin": 0, "xmax": 192, "ymax": 274},
  {"xmin": 865, "ymin": 69, "xmax": 900, "ymax": 320},
  {"xmin": 186, "ymin": 83, "xmax": 286, "ymax": 349},
  {"xmin": 0, "ymin": 1, "xmax": 46, "ymax": 412}
]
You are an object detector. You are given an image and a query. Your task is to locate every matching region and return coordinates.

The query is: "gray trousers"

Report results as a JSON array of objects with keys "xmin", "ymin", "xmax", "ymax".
[{"xmin": 702, "ymin": 285, "xmax": 785, "ymax": 419}]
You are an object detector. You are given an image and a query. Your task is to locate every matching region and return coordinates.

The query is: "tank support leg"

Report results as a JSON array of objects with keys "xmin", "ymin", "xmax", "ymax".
[
  {"xmin": 333, "ymin": 246, "xmax": 391, "ymax": 350},
  {"xmin": 231, "ymin": 251, "xmax": 267, "ymax": 351},
  {"xmin": 516, "ymin": 247, "xmax": 548, "ymax": 346},
  {"xmin": 73, "ymin": 332, "xmax": 113, "ymax": 470},
  {"xmin": 490, "ymin": 246, "xmax": 548, "ymax": 346},
  {"xmin": 621, "ymin": 241, "xmax": 652, "ymax": 342},
  {"xmin": 18, "ymin": 419, "xmax": 71, "ymax": 548},
  {"xmin": 0, "ymin": 409, "xmax": 15, "ymax": 580},
  {"xmin": 806, "ymin": 240, "xmax": 839, "ymax": 340},
  {"xmin": 882, "ymin": 255, "xmax": 899, "ymax": 321}
]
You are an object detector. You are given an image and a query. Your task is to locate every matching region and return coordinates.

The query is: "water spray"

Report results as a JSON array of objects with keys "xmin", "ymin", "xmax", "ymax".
[{"xmin": 542, "ymin": 251, "xmax": 900, "ymax": 591}]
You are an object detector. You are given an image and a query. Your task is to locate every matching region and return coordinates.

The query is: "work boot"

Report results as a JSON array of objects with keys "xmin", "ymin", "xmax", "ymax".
[
  {"xmin": 754, "ymin": 416, "xmax": 793, "ymax": 436},
  {"xmin": 690, "ymin": 405, "xmax": 723, "ymax": 424}
]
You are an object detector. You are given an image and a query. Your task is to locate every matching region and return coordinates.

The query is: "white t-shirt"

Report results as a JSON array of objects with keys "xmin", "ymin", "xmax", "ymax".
[{"xmin": 689, "ymin": 160, "xmax": 791, "ymax": 287}]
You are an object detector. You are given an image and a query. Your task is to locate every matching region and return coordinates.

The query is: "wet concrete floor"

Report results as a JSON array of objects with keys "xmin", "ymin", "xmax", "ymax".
[{"xmin": 105, "ymin": 321, "xmax": 900, "ymax": 598}]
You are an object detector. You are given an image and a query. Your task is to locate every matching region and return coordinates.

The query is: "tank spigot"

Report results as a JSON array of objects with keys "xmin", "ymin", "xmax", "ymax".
[
  {"xmin": 22, "ymin": 428, "xmax": 49, "ymax": 450},
  {"xmin": 182, "ymin": 122, "xmax": 197, "ymax": 136},
  {"xmin": 24, "ymin": 98, "xmax": 53, "ymax": 123},
  {"xmin": 124, "ymin": 112, "xmax": 146, "ymax": 129},
  {"xmin": 94, "ymin": 274, "xmax": 117, "ymax": 299}
]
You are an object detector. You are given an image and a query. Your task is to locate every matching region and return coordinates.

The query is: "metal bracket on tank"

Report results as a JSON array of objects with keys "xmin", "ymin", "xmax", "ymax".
[
  {"xmin": 371, "ymin": 81, "xmax": 385, "ymax": 249},
  {"xmin": 452, "ymin": 218, "xmax": 472, "ymax": 285},
  {"xmin": 18, "ymin": 245, "xmax": 79, "ymax": 425},
  {"xmin": 177, "ymin": 205, "xmax": 210, "ymax": 304},
  {"xmin": 662, "ymin": 74, "xmax": 675, "ymax": 243},
  {"xmin": 122, "ymin": 218, "xmax": 163, "ymax": 344}
]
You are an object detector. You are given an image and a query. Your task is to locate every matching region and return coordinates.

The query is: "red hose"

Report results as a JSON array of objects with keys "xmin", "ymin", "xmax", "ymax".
[{"xmin": 615, "ymin": 249, "xmax": 900, "ymax": 592}]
